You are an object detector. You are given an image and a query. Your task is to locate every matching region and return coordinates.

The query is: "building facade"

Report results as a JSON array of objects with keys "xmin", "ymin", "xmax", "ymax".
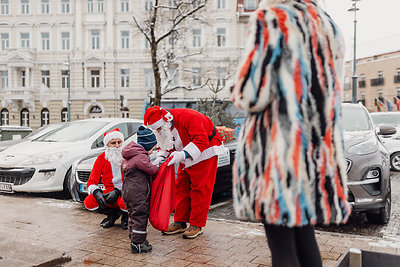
[
  {"xmin": 344, "ymin": 50, "xmax": 400, "ymax": 112},
  {"xmin": 0, "ymin": 0, "xmax": 259, "ymax": 128}
]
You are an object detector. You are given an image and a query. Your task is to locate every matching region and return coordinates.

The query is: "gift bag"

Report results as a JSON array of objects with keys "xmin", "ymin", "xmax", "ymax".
[{"xmin": 149, "ymin": 158, "xmax": 176, "ymax": 232}]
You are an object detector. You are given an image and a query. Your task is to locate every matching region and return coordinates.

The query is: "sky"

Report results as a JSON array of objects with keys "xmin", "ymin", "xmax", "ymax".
[{"xmin": 323, "ymin": 0, "xmax": 400, "ymax": 60}]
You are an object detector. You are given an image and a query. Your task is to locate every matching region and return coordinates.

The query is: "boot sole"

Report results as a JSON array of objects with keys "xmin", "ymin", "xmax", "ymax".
[
  {"xmin": 182, "ymin": 230, "xmax": 203, "ymax": 239},
  {"xmin": 162, "ymin": 228, "xmax": 187, "ymax": 235}
]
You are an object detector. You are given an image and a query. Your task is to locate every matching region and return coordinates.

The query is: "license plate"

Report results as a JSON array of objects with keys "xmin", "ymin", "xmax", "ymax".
[
  {"xmin": 0, "ymin": 182, "xmax": 12, "ymax": 193},
  {"xmin": 80, "ymin": 184, "xmax": 104, "ymax": 193}
]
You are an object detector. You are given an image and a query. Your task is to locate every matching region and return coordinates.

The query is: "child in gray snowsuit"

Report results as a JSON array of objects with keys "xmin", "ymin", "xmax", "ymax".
[{"xmin": 122, "ymin": 126, "xmax": 159, "ymax": 254}]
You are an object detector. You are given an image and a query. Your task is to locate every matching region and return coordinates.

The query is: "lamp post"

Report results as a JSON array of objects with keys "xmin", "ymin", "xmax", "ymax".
[
  {"xmin": 64, "ymin": 56, "xmax": 71, "ymax": 122},
  {"xmin": 348, "ymin": 0, "xmax": 361, "ymax": 104}
]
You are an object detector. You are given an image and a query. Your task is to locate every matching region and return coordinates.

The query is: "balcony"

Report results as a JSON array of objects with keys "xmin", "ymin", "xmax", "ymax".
[
  {"xmin": 2, "ymin": 87, "xmax": 35, "ymax": 101},
  {"xmin": 370, "ymin": 78, "xmax": 384, "ymax": 86},
  {"xmin": 237, "ymin": 1, "xmax": 260, "ymax": 23},
  {"xmin": 394, "ymin": 75, "xmax": 400, "ymax": 83},
  {"xmin": 358, "ymin": 80, "xmax": 366, "ymax": 88}
]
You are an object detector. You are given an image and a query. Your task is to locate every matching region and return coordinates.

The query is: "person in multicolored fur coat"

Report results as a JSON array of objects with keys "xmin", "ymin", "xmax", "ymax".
[{"xmin": 231, "ymin": 0, "xmax": 351, "ymax": 266}]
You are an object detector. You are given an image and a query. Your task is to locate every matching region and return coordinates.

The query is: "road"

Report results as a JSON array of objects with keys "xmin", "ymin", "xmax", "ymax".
[{"xmin": 208, "ymin": 172, "xmax": 400, "ymax": 240}]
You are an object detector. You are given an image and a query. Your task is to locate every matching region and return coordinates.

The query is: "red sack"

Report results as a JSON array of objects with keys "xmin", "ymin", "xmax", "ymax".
[{"xmin": 149, "ymin": 159, "xmax": 176, "ymax": 232}]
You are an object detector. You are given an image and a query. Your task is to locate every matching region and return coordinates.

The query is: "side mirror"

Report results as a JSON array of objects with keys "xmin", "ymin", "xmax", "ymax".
[{"xmin": 378, "ymin": 125, "xmax": 397, "ymax": 135}]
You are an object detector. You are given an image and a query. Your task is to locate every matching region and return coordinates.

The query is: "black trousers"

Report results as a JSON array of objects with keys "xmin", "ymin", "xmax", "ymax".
[{"xmin": 263, "ymin": 223, "xmax": 322, "ymax": 267}]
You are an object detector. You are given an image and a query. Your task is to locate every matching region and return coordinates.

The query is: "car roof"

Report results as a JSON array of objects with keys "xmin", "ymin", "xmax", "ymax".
[{"xmin": 70, "ymin": 118, "xmax": 143, "ymax": 123}]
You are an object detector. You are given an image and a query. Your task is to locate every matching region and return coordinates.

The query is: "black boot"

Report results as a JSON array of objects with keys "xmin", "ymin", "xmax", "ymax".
[
  {"xmin": 130, "ymin": 240, "xmax": 152, "ymax": 254},
  {"xmin": 102, "ymin": 209, "xmax": 121, "ymax": 228},
  {"xmin": 121, "ymin": 212, "xmax": 128, "ymax": 230}
]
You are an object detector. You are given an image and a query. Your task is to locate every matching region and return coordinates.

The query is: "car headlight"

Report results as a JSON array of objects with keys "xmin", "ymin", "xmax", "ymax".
[
  {"xmin": 347, "ymin": 139, "xmax": 378, "ymax": 155},
  {"xmin": 23, "ymin": 151, "xmax": 68, "ymax": 165}
]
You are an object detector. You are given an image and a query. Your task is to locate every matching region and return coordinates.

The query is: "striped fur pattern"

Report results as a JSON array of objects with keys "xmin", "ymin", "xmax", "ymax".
[{"xmin": 231, "ymin": 0, "xmax": 351, "ymax": 226}]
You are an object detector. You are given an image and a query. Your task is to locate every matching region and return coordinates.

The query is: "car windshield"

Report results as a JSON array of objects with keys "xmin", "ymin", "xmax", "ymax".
[
  {"xmin": 342, "ymin": 106, "xmax": 372, "ymax": 131},
  {"xmin": 24, "ymin": 123, "xmax": 65, "ymax": 140},
  {"xmin": 370, "ymin": 113, "xmax": 400, "ymax": 126},
  {"xmin": 34, "ymin": 121, "xmax": 109, "ymax": 142}
]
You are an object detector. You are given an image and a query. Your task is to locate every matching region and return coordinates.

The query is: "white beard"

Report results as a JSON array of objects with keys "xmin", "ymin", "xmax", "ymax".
[
  {"xmin": 105, "ymin": 147, "xmax": 123, "ymax": 166},
  {"xmin": 154, "ymin": 122, "xmax": 174, "ymax": 151}
]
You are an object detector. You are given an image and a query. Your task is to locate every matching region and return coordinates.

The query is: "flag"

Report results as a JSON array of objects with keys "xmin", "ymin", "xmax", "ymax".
[
  {"xmin": 386, "ymin": 98, "xmax": 393, "ymax": 111},
  {"xmin": 394, "ymin": 96, "xmax": 400, "ymax": 111},
  {"xmin": 375, "ymin": 98, "xmax": 384, "ymax": 112}
]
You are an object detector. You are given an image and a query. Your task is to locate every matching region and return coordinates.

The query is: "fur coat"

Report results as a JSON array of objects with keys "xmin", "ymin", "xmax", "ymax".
[{"xmin": 231, "ymin": 0, "xmax": 351, "ymax": 226}]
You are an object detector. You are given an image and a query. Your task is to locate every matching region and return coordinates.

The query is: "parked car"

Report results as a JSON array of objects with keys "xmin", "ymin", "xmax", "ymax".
[
  {"xmin": 342, "ymin": 103, "xmax": 392, "ymax": 224},
  {"xmin": 69, "ymin": 140, "xmax": 236, "ymax": 203},
  {"xmin": 0, "ymin": 122, "xmax": 66, "ymax": 152},
  {"xmin": 370, "ymin": 112, "xmax": 400, "ymax": 171},
  {"xmin": 0, "ymin": 118, "xmax": 143, "ymax": 196}
]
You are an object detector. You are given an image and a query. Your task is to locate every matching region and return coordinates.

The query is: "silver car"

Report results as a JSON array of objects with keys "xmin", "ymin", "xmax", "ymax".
[
  {"xmin": 370, "ymin": 112, "xmax": 400, "ymax": 171},
  {"xmin": 342, "ymin": 103, "xmax": 391, "ymax": 224}
]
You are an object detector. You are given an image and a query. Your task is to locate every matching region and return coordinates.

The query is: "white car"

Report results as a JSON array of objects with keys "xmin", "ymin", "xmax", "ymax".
[
  {"xmin": 370, "ymin": 112, "xmax": 400, "ymax": 171},
  {"xmin": 0, "ymin": 118, "xmax": 143, "ymax": 195}
]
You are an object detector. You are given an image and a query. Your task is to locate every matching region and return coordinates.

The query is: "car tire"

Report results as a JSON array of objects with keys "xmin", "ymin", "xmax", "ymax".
[
  {"xmin": 390, "ymin": 152, "xmax": 400, "ymax": 171},
  {"xmin": 64, "ymin": 168, "xmax": 83, "ymax": 202},
  {"xmin": 366, "ymin": 179, "xmax": 391, "ymax": 224}
]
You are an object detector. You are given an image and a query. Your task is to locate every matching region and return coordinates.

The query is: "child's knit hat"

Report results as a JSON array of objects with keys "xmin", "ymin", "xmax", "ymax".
[{"xmin": 137, "ymin": 125, "xmax": 157, "ymax": 151}]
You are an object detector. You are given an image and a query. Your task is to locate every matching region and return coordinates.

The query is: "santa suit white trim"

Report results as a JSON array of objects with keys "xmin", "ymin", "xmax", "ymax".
[
  {"xmin": 184, "ymin": 145, "xmax": 226, "ymax": 168},
  {"xmin": 147, "ymin": 118, "xmax": 165, "ymax": 130}
]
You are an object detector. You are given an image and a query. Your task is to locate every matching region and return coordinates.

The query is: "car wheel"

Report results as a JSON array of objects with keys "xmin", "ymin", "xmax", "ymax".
[
  {"xmin": 64, "ymin": 167, "xmax": 83, "ymax": 202},
  {"xmin": 366, "ymin": 179, "xmax": 391, "ymax": 224},
  {"xmin": 390, "ymin": 152, "xmax": 400, "ymax": 171}
]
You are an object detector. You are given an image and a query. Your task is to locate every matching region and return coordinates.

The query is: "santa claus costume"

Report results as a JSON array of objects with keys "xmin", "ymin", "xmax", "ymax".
[
  {"xmin": 84, "ymin": 128, "xmax": 128, "ymax": 229},
  {"xmin": 144, "ymin": 106, "xmax": 225, "ymax": 238}
]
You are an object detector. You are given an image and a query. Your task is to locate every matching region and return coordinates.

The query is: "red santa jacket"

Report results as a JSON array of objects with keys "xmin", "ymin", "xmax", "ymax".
[
  {"xmin": 87, "ymin": 152, "xmax": 124, "ymax": 195},
  {"xmin": 167, "ymin": 108, "xmax": 225, "ymax": 168}
]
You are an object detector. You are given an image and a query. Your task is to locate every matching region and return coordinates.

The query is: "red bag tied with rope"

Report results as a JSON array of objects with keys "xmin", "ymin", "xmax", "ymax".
[{"xmin": 149, "ymin": 158, "xmax": 176, "ymax": 231}]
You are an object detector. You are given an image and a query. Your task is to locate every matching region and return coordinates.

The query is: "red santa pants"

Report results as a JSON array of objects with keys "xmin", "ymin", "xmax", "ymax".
[
  {"xmin": 174, "ymin": 156, "xmax": 218, "ymax": 227},
  {"xmin": 84, "ymin": 193, "xmax": 127, "ymax": 212}
]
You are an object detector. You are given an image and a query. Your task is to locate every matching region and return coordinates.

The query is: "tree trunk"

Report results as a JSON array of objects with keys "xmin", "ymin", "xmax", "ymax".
[{"xmin": 151, "ymin": 42, "xmax": 162, "ymax": 107}]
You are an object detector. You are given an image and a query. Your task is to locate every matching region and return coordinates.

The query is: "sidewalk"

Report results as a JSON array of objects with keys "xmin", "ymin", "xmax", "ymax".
[{"xmin": 1, "ymin": 194, "xmax": 400, "ymax": 267}]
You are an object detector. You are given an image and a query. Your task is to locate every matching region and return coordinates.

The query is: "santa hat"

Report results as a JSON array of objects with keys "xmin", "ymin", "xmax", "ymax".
[
  {"xmin": 103, "ymin": 128, "xmax": 124, "ymax": 146},
  {"xmin": 143, "ymin": 106, "xmax": 173, "ymax": 130}
]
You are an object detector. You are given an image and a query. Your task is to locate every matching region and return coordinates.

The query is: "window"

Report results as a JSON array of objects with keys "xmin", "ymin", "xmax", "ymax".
[
  {"xmin": 61, "ymin": 32, "xmax": 70, "ymax": 50},
  {"xmin": 41, "ymin": 32, "xmax": 50, "ymax": 50},
  {"xmin": 1, "ymin": 33, "xmax": 9, "ymax": 51},
  {"xmin": 21, "ymin": 33, "xmax": 30, "ymax": 48},
  {"xmin": 1, "ymin": 0, "xmax": 9, "ymax": 15},
  {"xmin": 21, "ymin": 108, "xmax": 29, "ymax": 127},
  {"xmin": 360, "ymin": 92, "xmax": 365, "ymax": 101},
  {"xmin": 88, "ymin": 0, "xmax": 93, "ymax": 12},
  {"xmin": 144, "ymin": 69, "xmax": 154, "ymax": 88},
  {"xmin": 397, "ymin": 68, "xmax": 400, "ymax": 76},
  {"xmin": 360, "ymin": 74, "xmax": 365, "ymax": 81},
  {"xmin": 145, "ymin": 39, "xmax": 150, "ymax": 49},
  {"xmin": 217, "ymin": 0, "xmax": 225, "ymax": 9},
  {"xmin": 61, "ymin": 108, "xmax": 68, "ymax": 122},
  {"xmin": 145, "ymin": 0, "xmax": 153, "ymax": 11},
  {"xmin": 41, "ymin": 108, "xmax": 50, "ymax": 126},
  {"xmin": 97, "ymin": 0, "xmax": 103, "ymax": 12},
  {"xmin": 61, "ymin": 0, "xmax": 70, "ymax": 13},
  {"xmin": 168, "ymin": 0, "xmax": 176, "ymax": 7},
  {"xmin": 378, "ymin": 71, "xmax": 383, "ymax": 80},
  {"xmin": 217, "ymin": 67, "xmax": 227, "ymax": 88},
  {"xmin": 1, "ymin": 71, "xmax": 8, "ymax": 89},
  {"xmin": 91, "ymin": 70, "xmax": 100, "ymax": 88},
  {"xmin": 121, "ymin": 0, "xmax": 128, "ymax": 12},
  {"xmin": 21, "ymin": 0, "xmax": 29, "ymax": 14},
  {"xmin": 61, "ymin": 70, "xmax": 69, "ymax": 88},
  {"xmin": 122, "ymin": 107, "xmax": 129, "ymax": 118},
  {"xmin": 1, "ymin": 108, "xmax": 9, "ymax": 125},
  {"xmin": 21, "ymin": 71, "xmax": 26, "ymax": 87},
  {"xmin": 192, "ymin": 29, "xmax": 201, "ymax": 47},
  {"xmin": 244, "ymin": 0, "xmax": 257, "ymax": 9},
  {"xmin": 91, "ymin": 30, "xmax": 100, "ymax": 49},
  {"xmin": 193, "ymin": 0, "xmax": 200, "ymax": 9},
  {"xmin": 167, "ymin": 68, "xmax": 178, "ymax": 86},
  {"xmin": 121, "ymin": 69, "xmax": 129, "ymax": 88},
  {"xmin": 397, "ymin": 88, "xmax": 400, "ymax": 97},
  {"xmin": 41, "ymin": 70, "xmax": 50, "ymax": 87},
  {"xmin": 192, "ymin": 68, "xmax": 201, "ymax": 86},
  {"xmin": 121, "ymin": 31, "xmax": 129, "ymax": 49},
  {"xmin": 217, "ymin": 28, "xmax": 226, "ymax": 47},
  {"xmin": 41, "ymin": 0, "xmax": 49, "ymax": 13}
]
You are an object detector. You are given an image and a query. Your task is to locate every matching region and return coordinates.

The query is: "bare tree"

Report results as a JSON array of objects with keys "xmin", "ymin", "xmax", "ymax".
[{"xmin": 132, "ymin": 0, "xmax": 208, "ymax": 106}]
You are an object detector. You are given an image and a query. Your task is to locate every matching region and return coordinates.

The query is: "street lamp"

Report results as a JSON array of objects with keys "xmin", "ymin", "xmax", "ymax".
[
  {"xmin": 348, "ymin": 0, "xmax": 361, "ymax": 104},
  {"xmin": 64, "ymin": 56, "xmax": 71, "ymax": 122}
]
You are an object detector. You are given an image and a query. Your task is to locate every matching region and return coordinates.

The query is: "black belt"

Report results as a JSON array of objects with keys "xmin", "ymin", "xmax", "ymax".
[{"xmin": 208, "ymin": 126, "xmax": 217, "ymax": 141}]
